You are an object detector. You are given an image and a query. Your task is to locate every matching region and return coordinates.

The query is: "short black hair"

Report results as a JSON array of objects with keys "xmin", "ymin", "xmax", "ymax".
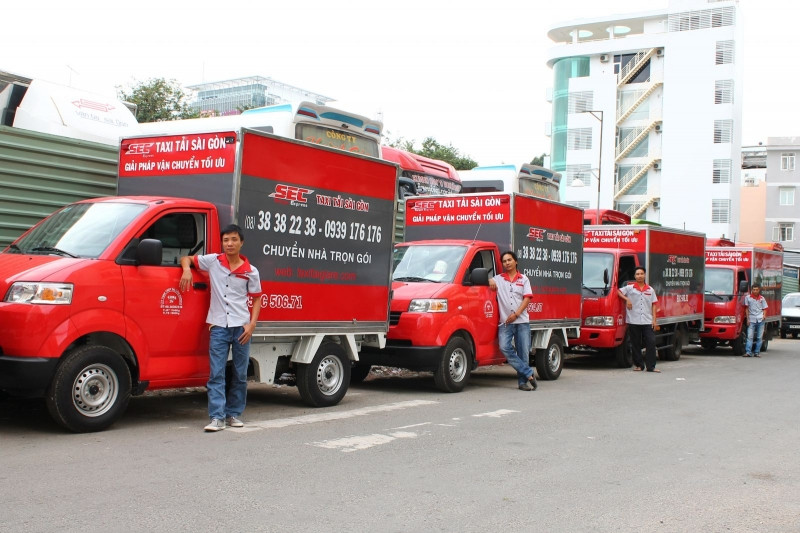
[
  {"xmin": 752, "ymin": 282, "xmax": 761, "ymax": 290},
  {"xmin": 220, "ymin": 224, "xmax": 245, "ymax": 241},
  {"xmin": 500, "ymin": 251, "xmax": 518, "ymax": 262},
  {"xmin": 634, "ymin": 266, "xmax": 646, "ymax": 274}
]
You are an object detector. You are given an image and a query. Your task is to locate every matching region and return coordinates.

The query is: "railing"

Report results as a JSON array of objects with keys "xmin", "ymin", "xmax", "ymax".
[
  {"xmin": 615, "ymin": 120, "xmax": 662, "ymax": 161},
  {"xmin": 616, "ymin": 80, "xmax": 663, "ymax": 124},
  {"xmin": 618, "ymin": 48, "xmax": 658, "ymax": 87},
  {"xmin": 614, "ymin": 158, "xmax": 660, "ymax": 199},
  {"xmin": 623, "ymin": 196, "xmax": 660, "ymax": 218}
]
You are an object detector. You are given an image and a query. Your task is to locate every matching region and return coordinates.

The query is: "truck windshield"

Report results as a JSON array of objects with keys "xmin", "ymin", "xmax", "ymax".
[
  {"xmin": 392, "ymin": 245, "xmax": 467, "ymax": 283},
  {"xmin": 583, "ymin": 252, "xmax": 614, "ymax": 291},
  {"xmin": 705, "ymin": 268, "xmax": 734, "ymax": 300},
  {"xmin": 9, "ymin": 202, "xmax": 147, "ymax": 259}
]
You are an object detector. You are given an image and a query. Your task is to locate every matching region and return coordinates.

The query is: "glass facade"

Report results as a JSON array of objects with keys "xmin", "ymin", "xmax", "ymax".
[{"xmin": 551, "ymin": 57, "xmax": 590, "ymax": 174}]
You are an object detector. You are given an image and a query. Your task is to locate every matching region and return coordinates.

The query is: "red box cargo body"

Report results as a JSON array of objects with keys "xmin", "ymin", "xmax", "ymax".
[
  {"xmin": 360, "ymin": 192, "xmax": 583, "ymax": 390},
  {"xmin": 701, "ymin": 246, "xmax": 782, "ymax": 353},
  {"xmin": 0, "ymin": 129, "xmax": 397, "ymax": 432},
  {"xmin": 571, "ymin": 225, "xmax": 705, "ymax": 366}
]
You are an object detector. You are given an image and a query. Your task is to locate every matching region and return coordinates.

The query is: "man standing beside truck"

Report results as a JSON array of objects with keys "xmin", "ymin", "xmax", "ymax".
[
  {"xmin": 743, "ymin": 283, "xmax": 768, "ymax": 357},
  {"xmin": 489, "ymin": 251, "xmax": 538, "ymax": 391},
  {"xmin": 180, "ymin": 224, "xmax": 261, "ymax": 432},
  {"xmin": 618, "ymin": 266, "xmax": 660, "ymax": 373}
]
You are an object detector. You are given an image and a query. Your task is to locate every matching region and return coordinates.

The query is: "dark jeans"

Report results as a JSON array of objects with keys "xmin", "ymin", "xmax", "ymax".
[{"xmin": 628, "ymin": 323, "xmax": 657, "ymax": 370}]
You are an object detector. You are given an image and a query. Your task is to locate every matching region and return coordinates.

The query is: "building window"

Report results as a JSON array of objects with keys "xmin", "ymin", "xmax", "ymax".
[
  {"xmin": 711, "ymin": 199, "xmax": 730, "ymax": 223},
  {"xmin": 713, "ymin": 120, "xmax": 733, "ymax": 144},
  {"xmin": 715, "ymin": 41, "xmax": 734, "ymax": 65},
  {"xmin": 668, "ymin": 6, "xmax": 735, "ymax": 31},
  {"xmin": 779, "ymin": 187, "xmax": 795, "ymax": 206},
  {"xmin": 568, "ymin": 128, "xmax": 593, "ymax": 150},
  {"xmin": 773, "ymin": 223, "xmax": 794, "ymax": 242},
  {"xmin": 567, "ymin": 164, "xmax": 592, "ymax": 186},
  {"xmin": 567, "ymin": 201, "xmax": 591, "ymax": 209},
  {"xmin": 714, "ymin": 80, "xmax": 734, "ymax": 104},
  {"xmin": 713, "ymin": 159, "xmax": 732, "ymax": 183},
  {"xmin": 568, "ymin": 92, "xmax": 594, "ymax": 114},
  {"xmin": 781, "ymin": 153, "xmax": 796, "ymax": 171}
]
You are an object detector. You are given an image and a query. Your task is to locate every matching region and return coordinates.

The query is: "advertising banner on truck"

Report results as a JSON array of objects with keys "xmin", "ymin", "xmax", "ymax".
[
  {"xmin": 237, "ymin": 132, "xmax": 398, "ymax": 324},
  {"xmin": 405, "ymin": 192, "xmax": 583, "ymax": 324},
  {"xmin": 119, "ymin": 131, "xmax": 239, "ymax": 227},
  {"xmin": 585, "ymin": 226, "xmax": 705, "ymax": 321}
]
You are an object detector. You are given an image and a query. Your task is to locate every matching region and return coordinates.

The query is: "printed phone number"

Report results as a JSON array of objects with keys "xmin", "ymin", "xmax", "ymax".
[
  {"xmin": 243, "ymin": 211, "xmax": 382, "ymax": 243},
  {"xmin": 250, "ymin": 294, "xmax": 303, "ymax": 309},
  {"xmin": 518, "ymin": 246, "xmax": 579, "ymax": 264}
]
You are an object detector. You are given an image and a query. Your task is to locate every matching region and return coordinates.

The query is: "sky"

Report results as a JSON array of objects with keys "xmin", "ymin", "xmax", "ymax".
[{"xmin": 1, "ymin": 0, "xmax": 795, "ymax": 166}]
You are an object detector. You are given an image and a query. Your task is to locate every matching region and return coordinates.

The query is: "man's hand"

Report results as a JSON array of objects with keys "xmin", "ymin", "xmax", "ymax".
[
  {"xmin": 238, "ymin": 322, "xmax": 256, "ymax": 344},
  {"xmin": 179, "ymin": 270, "xmax": 193, "ymax": 292}
]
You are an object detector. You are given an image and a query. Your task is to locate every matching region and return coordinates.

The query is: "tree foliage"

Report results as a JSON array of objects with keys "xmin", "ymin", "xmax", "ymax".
[
  {"xmin": 388, "ymin": 136, "xmax": 478, "ymax": 171},
  {"xmin": 530, "ymin": 153, "xmax": 547, "ymax": 166},
  {"xmin": 117, "ymin": 78, "xmax": 199, "ymax": 123}
]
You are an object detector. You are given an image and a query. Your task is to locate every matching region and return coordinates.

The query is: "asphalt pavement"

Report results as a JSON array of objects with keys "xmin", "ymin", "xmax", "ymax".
[{"xmin": 1, "ymin": 339, "xmax": 798, "ymax": 532}]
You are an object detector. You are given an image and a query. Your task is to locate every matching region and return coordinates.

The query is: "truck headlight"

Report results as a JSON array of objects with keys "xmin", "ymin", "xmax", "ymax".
[
  {"xmin": 4, "ymin": 282, "xmax": 73, "ymax": 304},
  {"xmin": 408, "ymin": 299, "xmax": 448, "ymax": 313},
  {"xmin": 585, "ymin": 316, "xmax": 614, "ymax": 327},
  {"xmin": 713, "ymin": 316, "xmax": 737, "ymax": 324}
]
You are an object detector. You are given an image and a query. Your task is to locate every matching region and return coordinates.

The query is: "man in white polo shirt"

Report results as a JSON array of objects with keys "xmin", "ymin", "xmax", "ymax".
[
  {"xmin": 180, "ymin": 224, "xmax": 261, "ymax": 431},
  {"xmin": 618, "ymin": 266, "xmax": 660, "ymax": 373}
]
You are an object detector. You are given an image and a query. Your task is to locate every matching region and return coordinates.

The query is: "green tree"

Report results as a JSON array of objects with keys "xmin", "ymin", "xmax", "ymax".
[
  {"xmin": 388, "ymin": 136, "xmax": 478, "ymax": 171},
  {"xmin": 530, "ymin": 153, "xmax": 547, "ymax": 166},
  {"xmin": 117, "ymin": 78, "xmax": 199, "ymax": 123}
]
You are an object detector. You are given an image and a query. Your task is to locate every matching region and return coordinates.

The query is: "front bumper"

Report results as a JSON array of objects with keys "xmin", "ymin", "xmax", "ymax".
[{"xmin": 0, "ymin": 355, "xmax": 59, "ymax": 397}]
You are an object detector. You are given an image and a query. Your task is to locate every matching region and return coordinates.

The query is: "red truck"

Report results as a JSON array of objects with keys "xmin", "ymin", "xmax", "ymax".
[
  {"xmin": 0, "ymin": 129, "xmax": 397, "ymax": 432},
  {"xmin": 700, "ymin": 245, "xmax": 783, "ymax": 353},
  {"xmin": 359, "ymin": 192, "xmax": 584, "ymax": 390},
  {"xmin": 570, "ymin": 225, "xmax": 705, "ymax": 367}
]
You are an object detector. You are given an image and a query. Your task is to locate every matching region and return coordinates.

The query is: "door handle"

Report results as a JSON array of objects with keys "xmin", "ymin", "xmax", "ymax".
[{"xmin": 193, "ymin": 282, "xmax": 208, "ymax": 290}]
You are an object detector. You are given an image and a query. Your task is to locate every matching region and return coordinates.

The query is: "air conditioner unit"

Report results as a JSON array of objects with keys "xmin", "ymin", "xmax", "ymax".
[
  {"xmin": 653, "ymin": 200, "xmax": 660, "ymax": 208},
  {"xmin": 654, "ymin": 124, "xmax": 662, "ymax": 133},
  {"xmin": 656, "ymin": 48, "xmax": 664, "ymax": 57},
  {"xmin": 653, "ymin": 163, "xmax": 660, "ymax": 170},
  {"xmin": 600, "ymin": 54, "xmax": 609, "ymax": 63}
]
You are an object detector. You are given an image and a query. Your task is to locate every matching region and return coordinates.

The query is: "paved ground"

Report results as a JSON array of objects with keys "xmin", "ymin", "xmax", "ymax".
[{"xmin": 1, "ymin": 339, "xmax": 798, "ymax": 532}]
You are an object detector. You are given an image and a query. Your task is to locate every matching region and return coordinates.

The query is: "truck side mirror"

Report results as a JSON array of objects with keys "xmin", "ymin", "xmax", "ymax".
[
  {"xmin": 470, "ymin": 268, "xmax": 490, "ymax": 286},
  {"xmin": 137, "ymin": 238, "xmax": 163, "ymax": 266},
  {"xmin": 738, "ymin": 280, "xmax": 749, "ymax": 294},
  {"xmin": 603, "ymin": 268, "xmax": 610, "ymax": 287}
]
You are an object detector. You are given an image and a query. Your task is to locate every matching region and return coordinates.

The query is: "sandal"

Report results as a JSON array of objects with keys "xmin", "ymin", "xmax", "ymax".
[
  {"xmin": 633, "ymin": 366, "xmax": 644, "ymax": 371},
  {"xmin": 646, "ymin": 368, "xmax": 661, "ymax": 373}
]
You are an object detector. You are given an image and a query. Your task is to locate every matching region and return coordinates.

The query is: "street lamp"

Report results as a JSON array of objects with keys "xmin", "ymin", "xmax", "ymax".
[
  {"xmin": 571, "ymin": 170, "xmax": 600, "ymax": 224},
  {"xmin": 582, "ymin": 110, "xmax": 603, "ymax": 225}
]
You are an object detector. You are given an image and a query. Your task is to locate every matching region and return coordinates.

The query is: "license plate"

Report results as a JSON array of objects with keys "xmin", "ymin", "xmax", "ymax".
[{"xmin": 789, "ymin": 324, "xmax": 800, "ymax": 329}]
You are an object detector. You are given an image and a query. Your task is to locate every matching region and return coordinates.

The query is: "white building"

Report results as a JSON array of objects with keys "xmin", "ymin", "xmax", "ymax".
[{"xmin": 546, "ymin": 0, "xmax": 742, "ymax": 238}]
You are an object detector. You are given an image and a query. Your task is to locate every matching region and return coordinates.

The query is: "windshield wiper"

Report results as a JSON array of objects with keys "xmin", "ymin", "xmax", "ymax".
[
  {"xmin": 4, "ymin": 243, "xmax": 23, "ymax": 254},
  {"xmin": 394, "ymin": 276, "xmax": 434, "ymax": 283},
  {"xmin": 30, "ymin": 246, "xmax": 78, "ymax": 258},
  {"xmin": 704, "ymin": 290, "xmax": 726, "ymax": 301},
  {"xmin": 582, "ymin": 284, "xmax": 599, "ymax": 295}
]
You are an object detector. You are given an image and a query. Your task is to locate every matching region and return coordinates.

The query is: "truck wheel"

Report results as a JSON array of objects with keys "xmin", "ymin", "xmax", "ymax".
[
  {"xmin": 349, "ymin": 363, "xmax": 372, "ymax": 384},
  {"xmin": 780, "ymin": 330, "xmax": 787, "ymax": 339},
  {"xmin": 45, "ymin": 345, "xmax": 132, "ymax": 433},
  {"xmin": 793, "ymin": 332, "xmax": 798, "ymax": 339},
  {"xmin": 760, "ymin": 339, "xmax": 769, "ymax": 352},
  {"xmin": 536, "ymin": 335, "xmax": 564, "ymax": 380},
  {"xmin": 433, "ymin": 337, "xmax": 472, "ymax": 393},
  {"xmin": 296, "ymin": 342, "xmax": 350, "ymax": 407},
  {"xmin": 613, "ymin": 331, "xmax": 634, "ymax": 368},
  {"xmin": 731, "ymin": 329, "xmax": 746, "ymax": 356},
  {"xmin": 663, "ymin": 327, "xmax": 684, "ymax": 361}
]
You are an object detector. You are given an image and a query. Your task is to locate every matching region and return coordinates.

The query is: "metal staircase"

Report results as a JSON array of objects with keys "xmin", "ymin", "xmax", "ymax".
[
  {"xmin": 614, "ymin": 158, "xmax": 661, "ymax": 199},
  {"xmin": 616, "ymin": 80, "xmax": 663, "ymax": 125},
  {"xmin": 617, "ymin": 48, "xmax": 658, "ymax": 87},
  {"xmin": 623, "ymin": 196, "xmax": 660, "ymax": 219},
  {"xmin": 615, "ymin": 119, "xmax": 661, "ymax": 161}
]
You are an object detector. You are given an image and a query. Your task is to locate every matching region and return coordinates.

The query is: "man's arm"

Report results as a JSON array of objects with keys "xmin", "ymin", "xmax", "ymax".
[
  {"xmin": 179, "ymin": 256, "xmax": 195, "ymax": 292},
  {"xmin": 618, "ymin": 287, "xmax": 632, "ymax": 309},
  {"xmin": 238, "ymin": 294, "xmax": 261, "ymax": 344}
]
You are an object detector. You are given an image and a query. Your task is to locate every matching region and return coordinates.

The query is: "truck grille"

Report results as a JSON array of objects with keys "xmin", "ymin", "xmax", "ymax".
[{"xmin": 390, "ymin": 311, "xmax": 402, "ymax": 326}]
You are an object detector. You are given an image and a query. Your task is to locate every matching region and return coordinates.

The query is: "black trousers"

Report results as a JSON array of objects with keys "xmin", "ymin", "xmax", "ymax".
[{"xmin": 628, "ymin": 323, "xmax": 657, "ymax": 370}]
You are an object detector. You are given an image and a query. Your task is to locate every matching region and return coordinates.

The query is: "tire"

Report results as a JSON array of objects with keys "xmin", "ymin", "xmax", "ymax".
[
  {"xmin": 760, "ymin": 339, "xmax": 769, "ymax": 352},
  {"xmin": 731, "ymin": 328, "xmax": 746, "ymax": 356},
  {"xmin": 700, "ymin": 339, "xmax": 717, "ymax": 352},
  {"xmin": 349, "ymin": 363, "xmax": 372, "ymax": 384},
  {"xmin": 433, "ymin": 337, "xmax": 472, "ymax": 393},
  {"xmin": 45, "ymin": 345, "xmax": 132, "ymax": 433},
  {"xmin": 663, "ymin": 327, "xmax": 683, "ymax": 361},
  {"xmin": 296, "ymin": 342, "xmax": 350, "ymax": 407},
  {"xmin": 793, "ymin": 332, "xmax": 798, "ymax": 339},
  {"xmin": 781, "ymin": 330, "xmax": 787, "ymax": 339},
  {"xmin": 536, "ymin": 335, "xmax": 565, "ymax": 380},
  {"xmin": 613, "ymin": 331, "xmax": 634, "ymax": 368}
]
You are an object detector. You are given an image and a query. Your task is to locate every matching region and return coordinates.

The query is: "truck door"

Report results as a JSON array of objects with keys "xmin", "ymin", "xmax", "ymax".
[
  {"xmin": 121, "ymin": 211, "xmax": 212, "ymax": 382},
  {"xmin": 464, "ymin": 248, "xmax": 501, "ymax": 362}
]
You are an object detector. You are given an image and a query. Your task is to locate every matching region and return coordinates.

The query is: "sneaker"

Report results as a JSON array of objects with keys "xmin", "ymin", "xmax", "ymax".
[
  {"xmin": 204, "ymin": 418, "xmax": 225, "ymax": 432},
  {"xmin": 518, "ymin": 382, "xmax": 533, "ymax": 391},
  {"xmin": 225, "ymin": 416, "xmax": 244, "ymax": 428}
]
